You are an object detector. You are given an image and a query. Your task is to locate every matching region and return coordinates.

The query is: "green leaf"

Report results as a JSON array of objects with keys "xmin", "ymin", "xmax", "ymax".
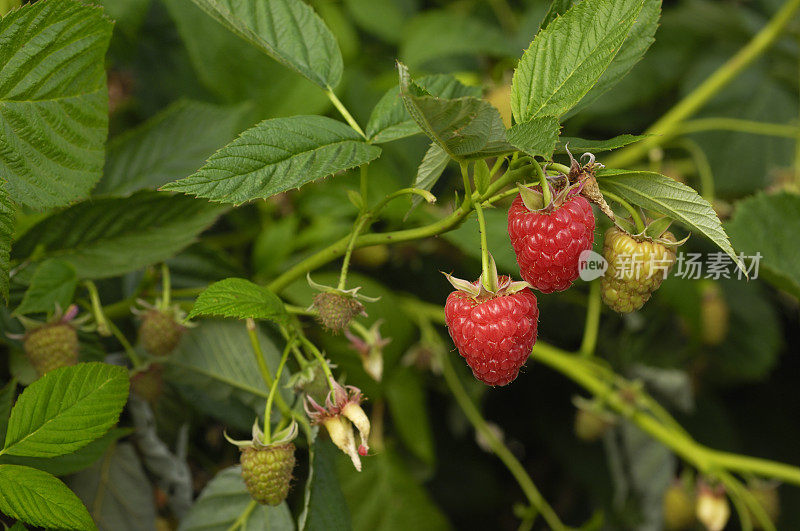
[
  {"xmin": 385, "ymin": 369, "xmax": 434, "ymax": 465},
  {"xmin": 726, "ymin": 192, "xmax": 800, "ymax": 298},
  {"xmin": 68, "ymin": 443, "xmax": 156, "ymax": 531},
  {"xmin": 179, "ymin": 466, "xmax": 294, "ymax": 531},
  {"xmin": 555, "ymin": 134, "xmax": 649, "ymax": 154},
  {"xmin": 161, "ymin": 116, "xmax": 381, "ymax": 204},
  {"xmin": 2, "ymin": 363, "xmax": 129, "ymax": 458},
  {"xmin": 400, "ymin": 10, "xmax": 512, "ymax": 68},
  {"xmin": 0, "ymin": 464, "xmax": 95, "ymax": 530},
  {"xmin": 338, "ymin": 449, "xmax": 449, "ymax": 531},
  {"xmin": 14, "ymin": 259, "xmax": 78, "ymax": 317},
  {"xmin": 188, "ymin": 278, "xmax": 288, "ymax": 322},
  {"xmin": 188, "ymin": 0, "xmax": 342, "ymax": 89},
  {"xmin": 0, "ymin": 0, "xmax": 112, "ymax": 209},
  {"xmin": 166, "ymin": 320, "xmax": 287, "ymax": 413},
  {"xmin": 596, "ymin": 169, "xmax": 744, "ymax": 272},
  {"xmin": 409, "ymin": 143, "xmax": 450, "ymax": 213},
  {"xmin": 12, "ymin": 192, "xmax": 225, "ymax": 279},
  {"xmin": 506, "ymin": 116, "xmax": 562, "ymax": 158},
  {"xmin": 343, "ymin": 0, "xmax": 409, "ymax": 43},
  {"xmin": 96, "ymin": 100, "xmax": 248, "ymax": 196},
  {"xmin": 0, "ymin": 427, "xmax": 130, "ymax": 477},
  {"xmin": 565, "ymin": 0, "xmax": 661, "ymax": 117},
  {"xmin": 0, "ymin": 183, "xmax": 14, "ymax": 301},
  {"xmin": 0, "ymin": 380, "xmax": 15, "ymax": 446},
  {"xmin": 366, "ymin": 74, "xmax": 482, "ymax": 144},
  {"xmin": 398, "ymin": 63, "xmax": 514, "ymax": 161},
  {"xmin": 511, "ymin": 0, "xmax": 645, "ymax": 122},
  {"xmin": 301, "ymin": 440, "xmax": 352, "ymax": 531}
]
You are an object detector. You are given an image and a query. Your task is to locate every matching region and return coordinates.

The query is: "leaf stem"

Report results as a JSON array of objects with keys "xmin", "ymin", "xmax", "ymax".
[
  {"xmin": 460, "ymin": 162, "xmax": 473, "ymax": 209},
  {"xmin": 327, "ymin": 89, "xmax": 367, "ymax": 139},
  {"xmin": 601, "ymin": 190, "xmax": 645, "ymax": 233},
  {"xmin": 605, "ymin": 0, "xmax": 800, "ymax": 168},
  {"xmin": 440, "ymin": 346, "xmax": 567, "ymax": 531},
  {"xmin": 226, "ymin": 500, "xmax": 257, "ymax": 531},
  {"xmin": 337, "ymin": 215, "xmax": 370, "ymax": 291},
  {"xmin": 578, "ymin": 281, "xmax": 601, "ymax": 357}
]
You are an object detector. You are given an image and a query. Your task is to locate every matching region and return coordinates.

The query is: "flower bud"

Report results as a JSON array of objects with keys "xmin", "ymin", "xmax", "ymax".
[
  {"xmin": 696, "ymin": 484, "xmax": 730, "ymax": 531},
  {"xmin": 323, "ymin": 416, "xmax": 361, "ymax": 471}
]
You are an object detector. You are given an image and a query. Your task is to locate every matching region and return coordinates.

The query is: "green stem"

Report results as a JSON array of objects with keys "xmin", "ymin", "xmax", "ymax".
[
  {"xmin": 673, "ymin": 138, "xmax": 715, "ymax": 202},
  {"xmin": 601, "ymin": 190, "xmax": 645, "ymax": 233},
  {"xmin": 549, "ymin": 162, "xmax": 572, "ymax": 175},
  {"xmin": 106, "ymin": 319, "xmax": 143, "ymax": 368},
  {"xmin": 474, "ymin": 199, "xmax": 494, "ymax": 291},
  {"xmin": 578, "ymin": 281, "xmax": 601, "ymax": 357},
  {"xmin": 533, "ymin": 159, "xmax": 551, "ymax": 206},
  {"xmin": 160, "ymin": 263, "xmax": 171, "ymax": 310},
  {"xmin": 460, "ymin": 162, "xmax": 473, "ymax": 209},
  {"xmin": 83, "ymin": 281, "xmax": 112, "ymax": 338},
  {"xmin": 226, "ymin": 500, "xmax": 257, "ymax": 531},
  {"xmin": 676, "ymin": 117, "xmax": 800, "ymax": 138},
  {"xmin": 298, "ymin": 334, "xmax": 336, "ymax": 394},
  {"xmin": 327, "ymin": 89, "xmax": 367, "ymax": 139},
  {"xmin": 360, "ymin": 165, "xmax": 369, "ymax": 210},
  {"xmin": 246, "ymin": 318, "xmax": 274, "ymax": 387},
  {"xmin": 371, "ymin": 187, "xmax": 436, "ymax": 215},
  {"xmin": 337, "ymin": 215, "xmax": 370, "ymax": 290},
  {"xmin": 440, "ymin": 348, "xmax": 567, "ymax": 531},
  {"xmin": 606, "ymin": 0, "xmax": 800, "ymax": 168},
  {"xmin": 263, "ymin": 340, "xmax": 294, "ymax": 444}
]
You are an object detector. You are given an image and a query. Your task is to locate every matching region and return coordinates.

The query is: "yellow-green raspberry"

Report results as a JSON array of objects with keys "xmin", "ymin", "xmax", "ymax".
[
  {"xmin": 240, "ymin": 443, "xmax": 296, "ymax": 506},
  {"xmin": 23, "ymin": 323, "xmax": 79, "ymax": 376},
  {"xmin": 312, "ymin": 292, "xmax": 364, "ymax": 332}
]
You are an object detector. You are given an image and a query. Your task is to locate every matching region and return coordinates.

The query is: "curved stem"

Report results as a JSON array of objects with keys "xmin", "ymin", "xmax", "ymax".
[
  {"xmin": 601, "ymin": 190, "xmax": 645, "ymax": 232},
  {"xmin": 533, "ymin": 159, "xmax": 551, "ymax": 207},
  {"xmin": 549, "ymin": 162, "xmax": 572, "ymax": 175},
  {"xmin": 327, "ymin": 89, "xmax": 367, "ymax": 139},
  {"xmin": 460, "ymin": 162, "xmax": 473, "ymax": 209},
  {"xmin": 298, "ymin": 334, "xmax": 336, "ymax": 394},
  {"xmin": 160, "ymin": 263, "xmax": 171, "ymax": 310},
  {"xmin": 263, "ymin": 340, "xmax": 294, "ymax": 443},
  {"xmin": 578, "ymin": 281, "xmax": 601, "ymax": 357},
  {"xmin": 371, "ymin": 187, "xmax": 436, "ymax": 215},
  {"xmin": 337, "ymin": 215, "xmax": 370, "ymax": 291},
  {"xmin": 226, "ymin": 500, "xmax": 257, "ymax": 531},
  {"xmin": 474, "ymin": 199, "xmax": 495, "ymax": 291},
  {"xmin": 676, "ymin": 118, "xmax": 800, "ymax": 138},
  {"xmin": 440, "ymin": 348, "xmax": 567, "ymax": 531},
  {"xmin": 606, "ymin": 0, "xmax": 800, "ymax": 168},
  {"xmin": 246, "ymin": 318, "xmax": 295, "ymax": 419}
]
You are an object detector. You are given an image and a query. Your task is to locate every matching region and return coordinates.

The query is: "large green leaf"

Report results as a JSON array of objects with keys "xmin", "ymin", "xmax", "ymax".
[
  {"xmin": 14, "ymin": 259, "xmax": 78, "ymax": 316},
  {"xmin": 338, "ymin": 449, "xmax": 449, "ymax": 531},
  {"xmin": 0, "ymin": 0, "xmax": 112, "ymax": 209},
  {"xmin": 0, "ymin": 427, "xmax": 130, "ymax": 477},
  {"xmin": 597, "ymin": 169, "xmax": 743, "ymax": 271},
  {"xmin": 96, "ymin": 100, "xmax": 248, "ymax": 196},
  {"xmin": 2, "ymin": 363, "xmax": 129, "ymax": 458},
  {"xmin": 161, "ymin": 116, "xmax": 381, "ymax": 204},
  {"xmin": 366, "ymin": 74, "xmax": 482, "ymax": 144},
  {"xmin": 385, "ymin": 368, "xmax": 434, "ymax": 465},
  {"xmin": 166, "ymin": 320, "xmax": 286, "ymax": 414},
  {"xmin": 300, "ymin": 440, "xmax": 352, "ymax": 531},
  {"xmin": 179, "ymin": 466, "xmax": 294, "ymax": 531},
  {"xmin": 400, "ymin": 10, "xmax": 512, "ymax": 68},
  {"xmin": 555, "ymin": 134, "xmax": 648, "ymax": 154},
  {"xmin": 68, "ymin": 443, "xmax": 156, "ymax": 531},
  {"xmin": 0, "ymin": 183, "xmax": 14, "ymax": 301},
  {"xmin": 539, "ymin": 0, "xmax": 573, "ymax": 31},
  {"xmin": 726, "ymin": 192, "xmax": 800, "ymax": 298},
  {"xmin": 506, "ymin": 116, "xmax": 562, "ymax": 158},
  {"xmin": 0, "ymin": 380, "xmax": 15, "ymax": 446},
  {"xmin": 0, "ymin": 464, "xmax": 95, "ymax": 530},
  {"xmin": 188, "ymin": 278, "xmax": 288, "ymax": 322},
  {"xmin": 398, "ymin": 63, "xmax": 514, "ymax": 161},
  {"xmin": 511, "ymin": 0, "xmax": 645, "ymax": 122},
  {"xmin": 408, "ymin": 143, "xmax": 450, "ymax": 213},
  {"xmin": 12, "ymin": 192, "xmax": 225, "ymax": 279},
  {"xmin": 566, "ymin": 0, "xmax": 661, "ymax": 117},
  {"xmin": 188, "ymin": 0, "xmax": 342, "ymax": 89},
  {"xmin": 343, "ymin": 0, "xmax": 409, "ymax": 43}
]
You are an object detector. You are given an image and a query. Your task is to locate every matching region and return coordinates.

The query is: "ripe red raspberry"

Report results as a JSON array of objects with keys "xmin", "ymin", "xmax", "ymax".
[
  {"xmin": 240, "ymin": 443, "xmax": 296, "ymax": 505},
  {"xmin": 24, "ymin": 323, "xmax": 79, "ymax": 376},
  {"xmin": 508, "ymin": 193, "xmax": 595, "ymax": 293},
  {"xmin": 445, "ymin": 275, "xmax": 538, "ymax": 386}
]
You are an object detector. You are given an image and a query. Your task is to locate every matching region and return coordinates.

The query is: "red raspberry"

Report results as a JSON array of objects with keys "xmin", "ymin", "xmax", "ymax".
[
  {"xmin": 445, "ymin": 276, "xmax": 538, "ymax": 386},
  {"xmin": 508, "ymin": 194, "xmax": 595, "ymax": 293}
]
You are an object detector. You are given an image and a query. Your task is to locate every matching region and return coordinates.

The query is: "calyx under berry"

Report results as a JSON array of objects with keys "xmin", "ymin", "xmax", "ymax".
[{"xmin": 444, "ymin": 254, "xmax": 531, "ymax": 301}]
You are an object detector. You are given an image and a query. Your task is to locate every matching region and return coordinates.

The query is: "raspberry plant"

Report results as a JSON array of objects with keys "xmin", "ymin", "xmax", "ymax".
[{"xmin": 0, "ymin": 0, "xmax": 799, "ymax": 529}]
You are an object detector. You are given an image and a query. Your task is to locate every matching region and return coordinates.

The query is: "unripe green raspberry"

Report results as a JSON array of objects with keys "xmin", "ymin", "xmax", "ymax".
[
  {"xmin": 240, "ymin": 443, "xmax": 296, "ymax": 506},
  {"xmin": 23, "ymin": 323, "xmax": 79, "ymax": 376},
  {"xmin": 138, "ymin": 309, "xmax": 185, "ymax": 357},
  {"xmin": 131, "ymin": 364, "xmax": 164, "ymax": 404},
  {"xmin": 574, "ymin": 408, "xmax": 609, "ymax": 442},
  {"xmin": 663, "ymin": 482, "xmax": 695, "ymax": 530},
  {"xmin": 601, "ymin": 227, "xmax": 677, "ymax": 313},
  {"xmin": 312, "ymin": 292, "xmax": 363, "ymax": 332}
]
